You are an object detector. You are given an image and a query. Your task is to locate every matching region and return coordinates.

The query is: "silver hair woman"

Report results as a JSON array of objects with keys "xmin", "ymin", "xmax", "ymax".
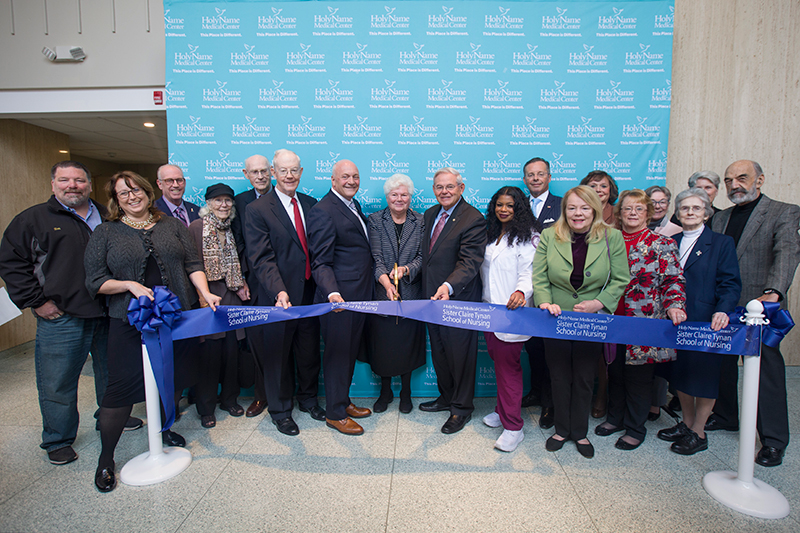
[{"xmin": 687, "ymin": 171, "xmax": 721, "ymax": 210}]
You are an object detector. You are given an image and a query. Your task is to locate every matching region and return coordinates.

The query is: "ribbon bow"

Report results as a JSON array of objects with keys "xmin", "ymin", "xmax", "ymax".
[
  {"xmin": 127, "ymin": 286, "xmax": 183, "ymax": 431},
  {"xmin": 729, "ymin": 301, "xmax": 795, "ymax": 350}
]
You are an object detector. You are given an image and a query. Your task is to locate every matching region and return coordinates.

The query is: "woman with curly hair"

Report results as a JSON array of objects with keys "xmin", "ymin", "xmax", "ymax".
[{"xmin": 480, "ymin": 186, "xmax": 541, "ymax": 452}]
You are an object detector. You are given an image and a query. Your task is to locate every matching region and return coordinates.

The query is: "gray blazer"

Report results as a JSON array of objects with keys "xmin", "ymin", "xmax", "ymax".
[
  {"xmin": 367, "ymin": 207, "xmax": 424, "ymax": 301},
  {"xmin": 712, "ymin": 194, "xmax": 800, "ymax": 307}
]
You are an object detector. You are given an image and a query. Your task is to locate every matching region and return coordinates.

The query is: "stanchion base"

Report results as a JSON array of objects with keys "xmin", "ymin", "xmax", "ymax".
[
  {"xmin": 119, "ymin": 447, "xmax": 192, "ymax": 487},
  {"xmin": 703, "ymin": 470, "xmax": 790, "ymax": 519}
]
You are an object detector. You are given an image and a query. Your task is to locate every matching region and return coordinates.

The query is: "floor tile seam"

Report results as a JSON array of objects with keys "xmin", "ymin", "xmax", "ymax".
[
  {"xmin": 0, "ymin": 466, "xmax": 54, "ymax": 509},
  {"xmin": 383, "ymin": 409, "xmax": 401, "ymax": 533},
  {"xmin": 550, "ymin": 443, "xmax": 603, "ymax": 533}
]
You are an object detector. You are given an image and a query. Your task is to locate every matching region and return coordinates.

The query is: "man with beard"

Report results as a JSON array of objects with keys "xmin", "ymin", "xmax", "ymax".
[{"xmin": 708, "ymin": 159, "xmax": 800, "ymax": 467}]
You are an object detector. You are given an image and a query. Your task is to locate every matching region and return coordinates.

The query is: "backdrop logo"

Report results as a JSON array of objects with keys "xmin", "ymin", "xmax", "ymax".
[
  {"xmin": 596, "ymin": 80, "xmax": 634, "ymax": 102},
  {"xmin": 258, "ymin": 7, "xmax": 297, "ymax": 29},
  {"xmin": 176, "ymin": 116, "xmax": 215, "ymax": 138},
  {"xmin": 455, "ymin": 116, "xmax": 494, "ymax": 138},
  {"xmin": 428, "ymin": 6, "xmax": 468, "ymax": 28},
  {"xmin": 569, "ymin": 45, "xmax": 608, "ymax": 66},
  {"xmin": 411, "ymin": 189, "xmax": 439, "ymax": 209},
  {"xmin": 232, "ymin": 116, "xmax": 270, "ymax": 138},
  {"xmin": 542, "ymin": 7, "xmax": 580, "ymax": 30},
  {"xmin": 356, "ymin": 188, "xmax": 383, "ymax": 209},
  {"xmin": 651, "ymin": 79, "xmax": 671, "ymax": 101},
  {"xmin": 288, "ymin": 116, "xmax": 326, "ymax": 138},
  {"xmin": 465, "ymin": 187, "xmax": 492, "ymax": 209},
  {"xmin": 598, "ymin": 7, "xmax": 637, "ymax": 30},
  {"xmin": 174, "ymin": 44, "xmax": 212, "ymax": 66},
  {"xmin": 164, "ymin": 82, "xmax": 185, "ymax": 102},
  {"xmin": 371, "ymin": 152, "xmax": 411, "ymax": 173},
  {"xmin": 594, "ymin": 152, "xmax": 632, "ymax": 174},
  {"xmin": 315, "ymin": 6, "xmax": 353, "ymax": 29},
  {"xmin": 287, "ymin": 44, "xmax": 325, "ymax": 66},
  {"xmin": 371, "ymin": 80, "xmax": 410, "ymax": 102},
  {"xmin": 485, "ymin": 80, "xmax": 522, "ymax": 102},
  {"xmin": 259, "ymin": 81, "xmax": 298, "ymax": 102},
  {"xmin": 168, "ymin": 153, "xmax": 189, "ymax": 171},
  {"xmin": 203, "ymin": 81, "xmax": 242, "ymax": 102},
  {"xmin": 202, "ymin": 8, "xmax": 240, "ymax": 30},
  {"xmin": 428, "ymin": 80, "xmax": 467, "ymax": 102},
  {"xmin": 315, "ymin": 80, "xmax": 354, "ymax": 102},
  {"xmin": 540, "ymin": 81, "xmax": 578, "ymax": 103},
  {"xmin": 625, "ymin": 44, "xmax": 664, "ymax": 65},
  {"xmin": 343, "ymin": 116, "xmax": 382, "ymax": 138},
  {"xmin": 567, "ymin": 117, "xmax": 605, "ymax": 138},
  {"xmin": 648, "ymin": 152, "xmax": 668, "ymax": 173},
  {"xmin": 316, "ymin": 151, "xmax": 340, "ymax": 173},
  {"xmin": 456, "ymin": 44, "xmax": 495, "ymax": 66},
  {"xmin": 399, "ymin": 43, "xmax": 439, "ymax": 65},
  {"xmin": 483, "ymin": 153, "xmax": 522, "ymax": 175},
  {"xmin": 371, "ymin": 6, "xmax": 410, "ymax": 28},
  {"xmin": 550, "ymin": 153, "xmax": 578, "ymax": 174},
  {"xmin": 343, "ymin": 44, "xmax": 382, "ymax": 65},
  {"xmin": 231, "ymin": 45, "xmax": 269, "ymax": 66},
  {"xmin": 511, "ymin": 117, "xmax": 550, "ymax": 139},
  {"xmin": 512, "ymin": 45, "xmax": 551, "ymax": 66},
  {"xmin": 654, "ymin": 6, "xmax": 674, "ymax": 29},
  {"xmin": 485, "ymin": 7, "xmax": 524, "ymax": 30},
  {"xmin": 164, "ymin": 9, "xmax": 185, "ymax": 30},
  {"xmin": 399, "ymin": 116, "xmax": 438, "ymax": 138},
  {"xmin": 205, "ymin": 152, "xmax": 241, "ymax": 172},
  {"xmin": 427, "ymin": 152, "xmax": 467, "ymax": 173},
  {"xmin": 622, "ymin": 116, "xmax": 661, "ymax": 138}
]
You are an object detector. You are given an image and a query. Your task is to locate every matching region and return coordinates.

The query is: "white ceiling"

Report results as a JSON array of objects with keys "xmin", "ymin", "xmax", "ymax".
[{"xmin": 16, "ymin": 111, "xmax": 168, "ymax": 164}]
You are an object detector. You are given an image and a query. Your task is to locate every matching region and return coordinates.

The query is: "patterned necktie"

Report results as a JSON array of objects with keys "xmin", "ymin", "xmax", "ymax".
[
  {"xmin": 348, "ymin": 200, "xmax": 369, "ymax": 239},
  {"xmin": 291, "ymin": 197, "xmax": 311, "ymax": 280},
  {"xmin": 532, "ymin": 197, "xmax": 542, "ymax": 218},
  {"xmin": 429, "ymin": 211, "xmax": 449, "ymax": 252},
  {"xmin": 174, "ymin": 205, "xmax": 189, "ymax": 227}
]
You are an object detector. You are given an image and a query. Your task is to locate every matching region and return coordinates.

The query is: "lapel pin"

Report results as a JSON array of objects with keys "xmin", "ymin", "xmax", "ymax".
[{"xmin": 696, "ymin": 250, "xmax": 702, "ymax": 256}]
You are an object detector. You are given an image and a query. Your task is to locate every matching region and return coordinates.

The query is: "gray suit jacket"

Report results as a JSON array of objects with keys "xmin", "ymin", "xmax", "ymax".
[
  {"xmin": 367, "ymin": 207, "xmax": 424, "ymax": 301},
  {"xmin": 712, "ymin": 194, "xmax": 800, "ymax": 307}
]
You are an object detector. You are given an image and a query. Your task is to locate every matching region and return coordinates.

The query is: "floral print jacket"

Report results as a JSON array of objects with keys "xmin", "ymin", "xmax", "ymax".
[{"xmin": 621, "ymin": 230, "xmax": 686, "ymax": 364}]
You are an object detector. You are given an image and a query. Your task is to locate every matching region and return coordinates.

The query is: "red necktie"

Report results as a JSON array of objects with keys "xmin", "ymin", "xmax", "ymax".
[
  {"xmin": 291, "ymin": 197, "xmax": 311, "ymax": 280},
  {"xmin": 429, "ymin": 211, "xmax": 449, "ymax": 252}
]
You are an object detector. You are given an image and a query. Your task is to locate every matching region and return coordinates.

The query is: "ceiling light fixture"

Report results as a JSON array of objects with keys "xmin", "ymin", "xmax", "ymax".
[
  {"xmin": 143, "ymin": 122, "xmax": 155, "ymax": 128},
  {"xmin": 58, "ymin": 150, "xmax": 69, "ymax": 154},
  {"xmin": 42, "ymin": 46, "xmax": 86, "ymax": 62}
]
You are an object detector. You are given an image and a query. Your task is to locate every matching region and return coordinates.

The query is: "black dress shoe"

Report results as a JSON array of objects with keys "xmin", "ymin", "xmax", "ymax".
[
  {"xmin": 95, "ymin": 463, "xmax": 116, "ymax": 493},
  {"xmin": 614, "ymin": 437, "xmax": 641, "ymax": 451},
  {"xmin": 575, "ymin": 441, "xmax": 595, "ymax": 458},
  {"xmin": 538, "ymin": 407, "xmax": 554, "ymax": 429},
  {"xmin": 162, "ymin": 430, "xmax": 186, "ymax": 447},
  {"xmin": 704, "ymin": 416, "xmax": 738, "ymax": 432},
  {"xmin": 755, "ymin": 446, "xmax": 785, "ymax": 467},
  {"xmin": 419, "ymin": 399, "xmax": 450, "ymax": 412},
  {"xmin": 373, "ymin": 396, "xmax": 392, "ymax": 413},
  {"xmin": 399, "ymin": 397, "xmax": 413, "ymax": 414},
  {"xmin": 595, "ymin": 424, "xmax": 623, "ymax": 437},
  {"xmin": 441, "ymin": 414, "xmax": 471, "ymax": 434},
  {"xmin": 657, "ymin": 421, "xmax": 689, "ymax": 442},
  {"xmin": 671, "ymin": 430, "xmax": 708, "ymax": 455},
  {"xmin": 647, "ymin": 410, "xmax": 661, "ymax": 422},
  {"xmin": 667, "ymin": 395, "xmax": 682, "ymax": 412},
  {"xmin": 272, "ymin": 417, "xmax": 300, "ymax": 436},
  {"xmin": 221, "ymin": 403, "xmax": 245, "ymax": 417},
  {"xmin": 545, "ymin": 435, "xmax": 566, "ymax": 451},
  {"xmin": 521, "ymin": 391, "xmax": 541, "ymax": 408},
  {"xmin": 299, "ymin": 404, "xmax": 326, "ymax": 421}
]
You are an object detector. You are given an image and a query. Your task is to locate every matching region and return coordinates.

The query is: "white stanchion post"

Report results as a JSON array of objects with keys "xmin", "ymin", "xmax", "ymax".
[
  {"xmin": 119, "ymin": 342, "xmax": 192, "ymax": 486},
  {"xmin": 703, "ymin": 300, "xmax": 790, "ymax": 519}
]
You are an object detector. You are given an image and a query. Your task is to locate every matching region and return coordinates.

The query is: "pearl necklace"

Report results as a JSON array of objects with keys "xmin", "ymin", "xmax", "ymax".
[
  {"xmin": 122, "ymin": 214, "xmax": 154, "ymax": 229},
  {"xmin": 622, "ymin": 228, "xmax": 647, "ymax": 243}
]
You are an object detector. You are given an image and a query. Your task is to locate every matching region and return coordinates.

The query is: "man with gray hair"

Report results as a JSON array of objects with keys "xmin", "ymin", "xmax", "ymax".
[
  {"xmin": 154, "ymin": 164, "xmax": 200, "ymax": 225},
  {"xmin": 707, "ymin": 159, "xmax": 800, "ymax": 467}
]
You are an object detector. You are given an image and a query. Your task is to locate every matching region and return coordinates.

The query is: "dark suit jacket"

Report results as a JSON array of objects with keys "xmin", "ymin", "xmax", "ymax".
[
  {"xmin": 711, "ymin": 194, "xmax": 800, "ymax": 307},
  {"xmin": 421, "ymin": 199, "xmax": 486, "ymax": 302},
  {"xmin": 233, "ymin": 188, "xmax": 257, "ymax": 259},
  {"xmin": 673, "ymin": 226, "xmax": 741, "ymax": 322},
  {"xmin": 154, "ymin": 197, "xmax": 200, "ymax": 223},
  {"xmin": 244, "ymin": 190, "xmax": 317, "ymax": 306},
  {"xmin": 367, "ymin": 207, "xmax": 424, "ymax": 301},
  {"xmin": 536, "ymin": 192, "xmax": 562, "ymax": 228},
  {"xmin": 307, "ymin": 191, "xmax": 374, "ymax": 303}
]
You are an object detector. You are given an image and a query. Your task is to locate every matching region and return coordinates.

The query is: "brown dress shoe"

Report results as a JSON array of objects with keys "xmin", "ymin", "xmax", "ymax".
[
  {"xmin": 345, "ymin": 403, "xmax": 372, "ymax": 418},
  {"xmin": 246, "ymin": 400, "xmax": 267, "ymax": 418},
  {"xmin": 326, "ymin": 417, "xmax": 364, "ymax": 435}
]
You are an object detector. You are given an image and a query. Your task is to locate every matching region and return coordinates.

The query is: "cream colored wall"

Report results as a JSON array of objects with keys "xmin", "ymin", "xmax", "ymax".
[{"xmin": 667, "ymin": 0, "xmax": 800, "ymax": 364}]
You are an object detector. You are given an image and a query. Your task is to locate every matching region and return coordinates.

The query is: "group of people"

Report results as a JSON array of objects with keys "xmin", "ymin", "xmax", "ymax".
[{"xmin": 1, "ymin": 154, "xmax": 798, "ymax": 495}]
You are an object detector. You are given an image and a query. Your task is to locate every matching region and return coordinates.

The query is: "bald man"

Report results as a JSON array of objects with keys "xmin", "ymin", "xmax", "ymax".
[{"xmin": 154, "ymin": 165, "xmax": 200, "ymax": 225}]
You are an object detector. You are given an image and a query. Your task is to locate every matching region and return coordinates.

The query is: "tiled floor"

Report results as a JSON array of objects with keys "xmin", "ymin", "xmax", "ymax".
[{"xmin": 1, "ymin": 340, "xmax": 799, "ymax": 532}]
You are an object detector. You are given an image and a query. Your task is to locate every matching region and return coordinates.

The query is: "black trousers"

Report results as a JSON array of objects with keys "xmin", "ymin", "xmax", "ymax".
[
  {"xmin": 713, "ymin": 343, "xmax": 790, "ymax": 449},
  {"xmin": 427, "ymin": 323, "xmax": 478, "ymax": 416},
  {"xmin": 524, "ymin": 336, "xmax": 553, "ymax": 408},
  {"xmin": 320, "ymin": 309, "xmax": 366, "ymax": 421},
  {"xmin": 606, "ymin": 346, "xmax": 655, "ymax": 442},
  {"xmin": 196, "ymin": 332, "xmax": 240, "ymax": 416},
  {"xmin": 544, "ymin": 338, "xmax": 600, "ymax": 441}
]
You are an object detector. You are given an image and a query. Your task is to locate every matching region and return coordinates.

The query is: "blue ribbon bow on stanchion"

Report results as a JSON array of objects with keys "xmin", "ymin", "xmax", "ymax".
[
  {"xmin": 126, "ymin": 286, "xmax": 183, "ymax": 431},
  {"xmin": 729, "ymin": 301, "xmax": 795, "ymax": 349}
]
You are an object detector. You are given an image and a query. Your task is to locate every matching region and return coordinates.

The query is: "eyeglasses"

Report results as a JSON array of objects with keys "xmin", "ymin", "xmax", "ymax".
[
  {"xmin": 275, "ymin": 168, "xmax": 300, "ymax": 177},
  {"xmin": 525, "ymin": 172, "xmax": 550, "ymax": 179},
  {"xmin": 434, "ymin": 184, "xmax": 458, "ymax": 192},
  {"xmin": 651, "ymin": 200, "xmax": 669, "ymax": 207},
  {"xmin": 248, "ymin": 169, "xmax": 271, "ymax": 177},
  {"xmin": 210, "ymin": 197, "xmax": 233, "ymax": 206},
  {"xmin": 117, "ymin": 187, "xmax": 143, "ymax": 200},
  {"xmin": 621, "ymin": 206, "xmax": 646, "ymax": 214},
  {"xmin": 160, "ymin": 178, "xmax": 185, "ymax": 185},
  {"xmin": 679, "ymin": 205, "xmax": 705, "ymax": 213}
]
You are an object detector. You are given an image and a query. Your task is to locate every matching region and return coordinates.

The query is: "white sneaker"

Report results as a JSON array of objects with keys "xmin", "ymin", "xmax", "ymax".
[
  {"xmin": 482, "ymin": 412, "xmax": 502, "ymax": 428},
  {"xmin": 495, "ymin": 429, "xmax": 524, "ymax": 452}
]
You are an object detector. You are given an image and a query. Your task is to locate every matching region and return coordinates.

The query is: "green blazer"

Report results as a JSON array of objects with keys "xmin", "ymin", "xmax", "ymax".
[{"xmin": 532, "ymin": 226, "xmax": 629, "ymax": 313}]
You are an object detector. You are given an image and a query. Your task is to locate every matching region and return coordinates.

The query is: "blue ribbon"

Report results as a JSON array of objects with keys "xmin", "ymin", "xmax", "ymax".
[
  {"xmin": 126, "ymin": 286, "xmax": 182, "ymax": 431},
  {"xmin": 729, "ymin": 301, "xmax": 795, "ymax": 349}
]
